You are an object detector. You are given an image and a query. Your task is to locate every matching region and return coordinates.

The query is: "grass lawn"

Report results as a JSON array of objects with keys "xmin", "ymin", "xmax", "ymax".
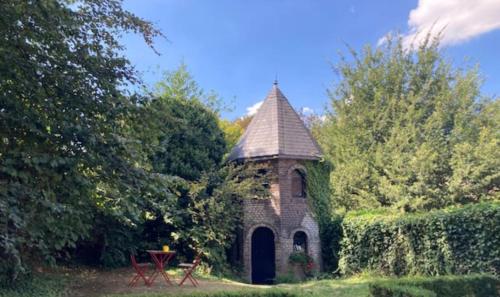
[
  {"xmin": 0, "ymin": 267, "xmax": 376, "ymax": 297},
  {"xmin": 106, "ymin": 277, "xmax": 372, "ymax": 297},
  {"xmin": 3, "ymin": 267, "xmax": 496, "ymax": 297}
]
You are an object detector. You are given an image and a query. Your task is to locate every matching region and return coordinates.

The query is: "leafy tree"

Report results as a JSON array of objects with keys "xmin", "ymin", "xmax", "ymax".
[
  {"xmin": 219, "ymin": 119, "xmax": 244, "ymax": 151},
  {"xmin": 147, "ymin": 65, "xmax": 226, "ymax": 180},
  {"xmin": 234, "ymin": 115, "xmax": 253, "ymax": 131},
  {"xmin": 317, "ymin": 36, "xmax": 499, "ymax": 211},
  {"xmin": 81, "ymin": 66, "xmax": 269, "ymax": 272},
  {"xmin": 449, "ymin": 100, "xmax": 500, "ymax": 203},
  {"xmin": 0, "ymin": 0, "xmax": 162, "ymax": 282}
]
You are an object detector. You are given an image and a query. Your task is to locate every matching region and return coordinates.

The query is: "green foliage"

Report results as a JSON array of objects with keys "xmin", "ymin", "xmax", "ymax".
[
  {"xmin": 0, "ymin": 274, "xmax": 67, "ymax": 297},
  {"xmin": 274, "ymin": 272, "xmax": 300, "ymax": 284},
  {"xmin": 449, "ymin": 99, "xmax": 500, "ymax": 203},
  {"xmin": 305, "ymin": 161, "xmax": 343, "ymax": 273},
  {"xmin": 75, "ymin": 67, "xmax": 269, "ymax": 272},
  {"xmin": 289, "ymin": 251, "xmax": 314, "ymax": 266},
  {"xmin": 369, "ymin": 274, "xmax": 499, "ymax": 297},
  {"xmin": 0, "ymin": 0, "xmax": 261, "ymax": 284},
  {"xmin": 339, "ymin": 202, "xmax": 500, "ymax": 276},
  {"xmin": 317, "ymin": 35, "xmax": 499, "ymax": 211},
  {"xmin": 149, "ymin": 65, "xmax": 226, "ymax": 180},
  {"xmin": 219, "ymin": 119, "xmax": 244, "ymax": 152},
  {"xmin": 370, "ymin": 284, "xmax": 435, "ymax": 297},
  {"xmin": 0, "ymin": 0, "xmax": 162, "ymax": 283},
  {"xmin": 128, "ymin": 291, "xmax": 298, "ymax": 297},
  {"xmin": 289, "ymin": 251, "xmax": 314, "ymax": 278}
]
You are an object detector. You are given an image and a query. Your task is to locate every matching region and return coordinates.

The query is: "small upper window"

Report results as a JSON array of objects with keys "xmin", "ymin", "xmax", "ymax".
[{"xmin": 291, "ymin": 169, "xmax": 306, "ymax": 198}]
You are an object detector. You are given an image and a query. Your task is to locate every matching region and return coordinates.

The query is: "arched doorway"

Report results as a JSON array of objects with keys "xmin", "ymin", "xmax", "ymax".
[{"xmin": 251, "ymin": 227, "xmax": 275, "ymax": 284}]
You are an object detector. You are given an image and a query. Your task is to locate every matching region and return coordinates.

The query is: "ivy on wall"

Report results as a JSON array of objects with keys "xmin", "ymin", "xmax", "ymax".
[{"xmin": 305, "ymin": 161, "xmax": 342, "ymax": 273}]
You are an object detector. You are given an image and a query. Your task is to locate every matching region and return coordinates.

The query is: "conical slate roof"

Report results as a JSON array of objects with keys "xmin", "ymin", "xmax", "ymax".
[{"xmin": 229, "ymin": 83, "xmax": 322, "ymax": 161}]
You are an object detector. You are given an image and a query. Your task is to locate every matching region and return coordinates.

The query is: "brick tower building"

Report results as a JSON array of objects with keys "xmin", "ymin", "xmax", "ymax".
[{"xmin": 229, "ymin": 82, "xmax": 322, "ymax": 284}]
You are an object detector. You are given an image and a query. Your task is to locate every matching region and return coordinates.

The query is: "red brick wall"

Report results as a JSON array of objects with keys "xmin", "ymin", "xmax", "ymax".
[{"xmin": 242, "ymin": 158, "xmax": 321, "ymax": 282}]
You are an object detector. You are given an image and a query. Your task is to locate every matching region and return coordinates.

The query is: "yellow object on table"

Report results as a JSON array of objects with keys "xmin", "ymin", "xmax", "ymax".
[{"xmin": 162, "ymin": 245, "xmax": 170, "ymax": 252}]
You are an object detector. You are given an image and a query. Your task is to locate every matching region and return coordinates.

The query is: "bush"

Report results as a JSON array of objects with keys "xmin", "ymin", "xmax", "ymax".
[
  {"xmin": 274, "ymin": 273, "xmax": 299, "ymax": 284},
  {"xmin": 370, "ymin": 284, "xmax": 435, "ymax": 297},
  {"xmin": 340, "ymin": 202, "xmax": 500, "ymax": 276},
  {"xmin": 0, "ymin": 274, "xmax": 67, "ymax": 297},
  {"xmin": 369, "ymin": 274, "xmax": 499, "ymax": 297},
  {"xmin": 171, "ymin": 291, "xmax": 298, "ymax": 297}
]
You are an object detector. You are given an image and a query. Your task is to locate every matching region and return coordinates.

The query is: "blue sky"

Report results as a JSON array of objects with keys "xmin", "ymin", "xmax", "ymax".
[{"xmin": 122, "ymin": 0, "xmax": 500, "ymax": 120}]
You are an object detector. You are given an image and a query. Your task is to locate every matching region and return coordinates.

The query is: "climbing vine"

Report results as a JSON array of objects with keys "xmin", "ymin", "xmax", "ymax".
[{"xmin": 305, "ymin": 161, "xmax": 342, "ymax": 273}]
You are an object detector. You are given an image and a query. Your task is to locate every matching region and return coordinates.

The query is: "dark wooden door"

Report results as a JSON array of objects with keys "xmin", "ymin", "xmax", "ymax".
[{"xmin": 251, "ymin": 227, "xmax": 275, "ymax": 284}]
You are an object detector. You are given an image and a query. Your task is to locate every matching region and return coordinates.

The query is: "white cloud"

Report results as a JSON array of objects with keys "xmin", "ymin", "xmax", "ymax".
[
  {"xmin": 377, "ymin": 33, "xmax": 391, "ymax": 47},
  {"xmin": 386, "ymin": 0, "xmax": 500, "ymax": 48},
  {"xmin": 246, "ymin": 101, "xmax": 263, "ymax": 116},
  {"xmin": 301, "ymin": 107, "xmax": 314, "ymax": 114}
]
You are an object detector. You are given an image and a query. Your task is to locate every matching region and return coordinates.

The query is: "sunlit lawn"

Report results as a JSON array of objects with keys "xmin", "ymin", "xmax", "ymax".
[
  {"xmin": 104, "ymin": 273, "xmax": 374, "ymax": 297},
  {"xmin": 0, "ymin": 267, "xmax": 379, "ymax": 297}
]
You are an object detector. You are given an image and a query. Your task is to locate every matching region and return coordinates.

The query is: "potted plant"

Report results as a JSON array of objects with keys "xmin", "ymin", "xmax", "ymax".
[{"xmin": 288, "ymin": 251, "xmax": 314, "ymax": 280}]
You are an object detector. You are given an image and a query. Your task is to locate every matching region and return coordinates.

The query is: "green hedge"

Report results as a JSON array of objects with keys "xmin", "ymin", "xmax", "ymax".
[
  {"xmin": 170, "ymin": 291, "xmax": 298, "ymax": 297},
  {"xmin": 339, "ymin": 202, "xmax": 500, "ymax": 276},
  {"xmin": 369, "ymin": 274, "xmax": 499, "ymax": 297},
  {"xmin": 0, "ymin": 275, "xmax": 67, "ymax": 297}
]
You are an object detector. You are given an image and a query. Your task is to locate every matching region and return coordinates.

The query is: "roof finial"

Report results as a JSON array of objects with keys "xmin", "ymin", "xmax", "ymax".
[{"xmin": 274, "ymin": 74, "xmax": 278, "ymax": 86}]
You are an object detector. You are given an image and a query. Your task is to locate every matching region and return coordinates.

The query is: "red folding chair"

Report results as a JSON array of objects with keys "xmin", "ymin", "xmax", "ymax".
[
  {"xmin": 178, "ymin": 255, "xmax": 202, "ymax": 287},
  {"xmin": 128, "ymin": 254, "xmax": 152, "ymax": 287}
]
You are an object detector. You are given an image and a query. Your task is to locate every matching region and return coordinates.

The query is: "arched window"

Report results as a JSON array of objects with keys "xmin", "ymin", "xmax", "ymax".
[
  {"xmin": 291, "ymin": 169, "xmax": 306, "ymax": 198},
  {"xmin": 293, "ymin": 231, "xmax": 308, "ymax": 253}
]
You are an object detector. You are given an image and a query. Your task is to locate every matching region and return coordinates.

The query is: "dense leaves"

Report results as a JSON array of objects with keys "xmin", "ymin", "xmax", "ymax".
[
  {"xmin": 369, "ymin": 274, "xmax": 499, "ymax": 297},
  {"xmin": 305, "ymin": 161, "xmax": 342, "ymax": 273},
  {"xmin": 339, "ymin": 202, "xmax": 500, "ymax": 276},
  {"xmin": 317, "ymin": 36, "xmax": 499, "ymax": 211},
  {"xmin": 149, "ymin": 65, "xmax": 226, "ymax": 180},
  {"xmin": 0, "ymin": 0, "xmax": 263, "ymax": 283},
  {"xmin": 74, "ymin": 66, "xmax": 268, "ymax": 272},
  {"xmin": 0, "ymin": 0, "xmax": 162, "ymax": 282}
]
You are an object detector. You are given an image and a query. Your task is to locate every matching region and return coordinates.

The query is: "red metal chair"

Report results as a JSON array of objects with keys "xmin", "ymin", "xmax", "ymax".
[
  {"xmin": 128, "ymin": 254, "xmax": 152, "ymax": 287},
  {"xmin": 178, "ymin": 255, "xmax": 202, "ymax": 287}
]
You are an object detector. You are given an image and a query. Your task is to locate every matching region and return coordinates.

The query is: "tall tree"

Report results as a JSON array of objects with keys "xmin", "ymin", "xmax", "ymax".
[
  {"xmin": 318, "ymin": 36, "xmax": 499, "ymax": 211},
  {"xmin": 0, "ymin": 0, "xmax": 161, "ymax": 282},
  {"xmin": 148, "ymin": 65, "xmax": 226, "ymax": 180}
]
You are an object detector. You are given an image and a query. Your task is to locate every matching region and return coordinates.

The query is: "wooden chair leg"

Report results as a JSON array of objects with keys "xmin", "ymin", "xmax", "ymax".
[
  {"xmin": 179, "ymin": 268, "xmax": 198, "ymax": 287},
  {"xmin": 128, "ymin": 274, "xmax": 140, "ymax": 287},
  {"xmin": 129, "ymin": 268, "xmax": 149, "ymax": 287}
]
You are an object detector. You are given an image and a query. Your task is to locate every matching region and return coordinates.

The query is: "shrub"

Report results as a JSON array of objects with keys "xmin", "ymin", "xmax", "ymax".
[
  {"xmin": 274, "ymin": 273, "xmax": 299, "ymax": 284},
  {"xmin": 340, "ymin": 202, "xmax": 500, "ymax": 276},
  {"xmin": 0, "ymin": 274, "xmax": 67, "ymax": 297},
  {"xmin": 369, "ymin": 274, "xmax": 499, "ymax": 297},
  {"xmin": 172, "ymin": 291, "xmax": 298, "ymax": 297}
]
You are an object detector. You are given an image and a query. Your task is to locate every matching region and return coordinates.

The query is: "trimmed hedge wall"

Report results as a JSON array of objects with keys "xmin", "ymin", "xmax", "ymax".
[
  {"xmin": 172, "ymin": 291, "xmax": 298, "ymax": 297},
  {"xmin": 369, "ymin": 274, "xmax": 500, "ymax": 297},
  {"xmin": 339, "ymin": 202, "xmax": 500, "ymax": 276}
]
